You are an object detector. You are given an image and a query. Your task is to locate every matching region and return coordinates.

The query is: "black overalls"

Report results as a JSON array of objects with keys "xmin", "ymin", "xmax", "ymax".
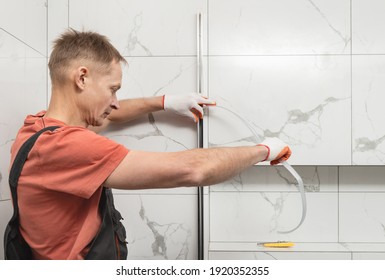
[{"xmin": 3, "ymin": 126, "xmax": 128, "ymax": 260}]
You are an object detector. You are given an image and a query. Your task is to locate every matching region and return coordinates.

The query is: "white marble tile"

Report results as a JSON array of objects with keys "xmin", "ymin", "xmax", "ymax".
[
  {"xmin": 113, "ymin": 194, "xmax": 197, "ymax": 259},
  {"xmin": 209, "ymin": 193, "xmax": 338, "ymax": 242},
  {"xmin": 69, "ymin": 0, "xmax": 207, "ymax": 56},
  {"xmin": 211, "ymin": 166, "xmax": 338, "ymax": 193},
  {"xmin": 0, "ymin": 0, "xmax": 47, "ymax": 56},
  {"xmin": 209, "ymin": 0, "xmax": 351, "ymax": 55},
  {"xmin": 0, "ymin": 31, "xmax": 47, "ymax": 200},
  {"xmin": 342, "ymin": 243, "xmax": 385, "ymax": 252},
  {"xmin": 209, "ymin": 251, "xmax": 350, "ymax": 260},
  {"xmin": 209, "ymin": 242, "xmax": 385, "ymax": 259},
  {"xmin": 352, "ymin": 56, "xmax": 385, "ymax": 164},
  {"xmin": 353, "ymin": 0, "xmax": 385, "ymax": 54},
  {"xmin": 353, "ymin": 253, "xmax": 385, "ymax": 260},
  {"xmin": 339, "ymin": 166, "xmax": 385, "ymax": 192},
  {"xmin": 208, "ymin": 56, "xmax": 351, "ymax": 165},
  {"xmin": 47, "ymin": 0, "xmax": 69, "ymax": 55},
  {"xmin": 340, "ymin": 193, "xmax": 385, "ymax": 242},
  {"xmin": 0, "ymin": 200, "xmax": 13, "ymax": 260}
]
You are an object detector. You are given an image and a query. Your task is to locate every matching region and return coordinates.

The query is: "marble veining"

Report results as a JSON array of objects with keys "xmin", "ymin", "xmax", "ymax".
[
  {"xmin": 260, "ymin": 252, "xmax": 277, "ymax": 260},
  {"xmin": 354, "ymin": 136, "xmax": 385, "ymax": 153},
  {"xmin": 151, "ymin": 64, "xmax": 186, "ymax": 97},
  {"xmin": 138, "ymin": 198, "xmax": 191, "ymax": 259},
  {"xmin": 212, "ymin": 166, "xmax": 322, "ymax": 193},
  {"xmin": 227, "ymin": 174, "xmax": 244, "ymax": 192},
  {"xmin": 259, "ymin": 192, "xmax": 290, "ymax": 233},
  {"xmin": 304, "ymin": 167, "xmax": 321, "ymax": 192},
  {"xmin": 381, "ymin": 224, "xmax": 385, "ymax": 237},
  {"xmin": 0, "ymin": 122, "xmax": 14, "ymax": 147},
  {"xmin": 0, "ymin": 31, "xmax": 4, "ymax": 48},
  {"xmin": 0, "ymin": 27, "xmax": 45, "ymax": 57},
  {"xmin": 276, "ymin": 167, "xmax": 321, "ymax": 192},
  {"xmin": 0, "ymin": 138, "xmax": 14, "ymax": 148},
  {"xmin": 107, "ymin": 113, "xmax": 190, "ymax": 150},
  {"xmin": 306, "ymin": 0, "xmax": 350, "ymax": 51},
  {"xmin": 210, "ymin": 96, "xmax": 348, "ymax": 151},
  {"xmin": 125, "ymin": 13, "xmax": 152, "ymax": 56},
  {"xmin": 276, "ymin": 97, "xmax": 348, "ymax": 147},
  {"xmin": 352, "ymin": 56, "xmax": 385, "ymax": 164},
  {"xmin": 362, "ymin": 195, "xmax": 385, "ymax": 237}
]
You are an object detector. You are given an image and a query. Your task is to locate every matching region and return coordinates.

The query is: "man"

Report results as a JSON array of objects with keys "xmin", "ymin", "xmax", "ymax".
[{"xmin": 8, "ymin": 29, "xmax": 291, "ymax": 259}]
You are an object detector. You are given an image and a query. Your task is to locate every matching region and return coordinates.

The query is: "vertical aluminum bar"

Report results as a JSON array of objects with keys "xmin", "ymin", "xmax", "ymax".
[{"xmin": 197, "ymin": 12, "xmax": 204, "ymax": 260}]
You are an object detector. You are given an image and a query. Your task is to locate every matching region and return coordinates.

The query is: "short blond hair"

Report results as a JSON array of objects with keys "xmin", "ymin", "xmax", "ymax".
[{"xmin": 48, "ymin": 29, "xmax": 126, "ymax": 85}]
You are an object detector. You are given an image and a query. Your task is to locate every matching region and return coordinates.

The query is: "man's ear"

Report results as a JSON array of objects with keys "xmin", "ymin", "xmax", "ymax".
[{"xmin": 75, "ymin": 66, "xmax": 88, "ymax": 90}]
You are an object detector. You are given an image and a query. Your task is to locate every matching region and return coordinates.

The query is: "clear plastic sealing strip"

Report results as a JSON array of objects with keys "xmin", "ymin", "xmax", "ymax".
[
  {"xmin": 277, "ymin": 160, "xmax": 306, "ymax": 233},
  {"xmin": 214, "ymin": 105, "xmax": 307, "ymax": 234}
]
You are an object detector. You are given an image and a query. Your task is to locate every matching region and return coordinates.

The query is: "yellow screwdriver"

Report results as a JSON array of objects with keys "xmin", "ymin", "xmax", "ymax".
[{"xmin": 258, "ymin": 241, "xmax": 295, "ymax": 248}]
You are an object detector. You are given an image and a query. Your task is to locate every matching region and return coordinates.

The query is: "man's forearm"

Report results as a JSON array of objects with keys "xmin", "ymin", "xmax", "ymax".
[
  {"xmin": 108, "ymin": 96, "xmax": 164, "ymax": 123},
  {"xmin": 104, "ymin": 145, "xmax": 269, "ymax": 190},
  {"xmin": 88, "ymin": 96, "xmax": 164, "ymax": 133}
]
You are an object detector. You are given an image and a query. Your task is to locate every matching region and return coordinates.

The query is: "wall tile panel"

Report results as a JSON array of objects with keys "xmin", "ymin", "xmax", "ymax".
[
  {"xmin": 0, "ymin": 0, "xmax": 47, "ymax": 55},
  {"xmin": 69, "ymin": 0, "xmax": 207, "ymax": 56},
  {"xmin": 353, "ymin": 0, "xmax": 385, "ymax": 54},
  {"xmin": 208, "ymin": 56, "xmax": 351, "ymax": 165},
  {"xmin": 209, "ymin": 0, "xmax": 351, "ymax": 55},
  {"xmin": 210, "ymin": 192, "xmax": 338, "ymax": 242},
  {"xmin": 352, "ymin": 56, "xmax": 385, "ymax": 164},
  {"xmin": 114, "ymin": 194, "xmax": 197, "ymax": 259}
]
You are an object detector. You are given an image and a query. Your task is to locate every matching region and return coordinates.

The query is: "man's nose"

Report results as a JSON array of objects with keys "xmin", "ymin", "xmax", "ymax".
[{"xmin": 111, "ymin": 96, "xmax": 120, "ymax": 110}]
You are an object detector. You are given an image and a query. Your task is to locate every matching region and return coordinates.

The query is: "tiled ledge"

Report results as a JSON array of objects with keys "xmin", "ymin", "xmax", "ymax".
[{"xmin": 209, "ymin": 242, "xmax": 385, "ymax": 253}]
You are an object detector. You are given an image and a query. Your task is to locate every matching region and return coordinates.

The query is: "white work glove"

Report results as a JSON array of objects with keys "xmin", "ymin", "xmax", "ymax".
[
  {"xmin": 163, "ymin": 93, "xmax": 216, "ymax": 122},
  {"xmin": 257, "ymin": 137, "xmax": 292, "ymax": 165}
]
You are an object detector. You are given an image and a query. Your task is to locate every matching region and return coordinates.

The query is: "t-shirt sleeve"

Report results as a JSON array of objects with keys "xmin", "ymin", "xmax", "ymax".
[{"xmin": 30, "ymin": 127, "xmax": 129, "ymax": 199}]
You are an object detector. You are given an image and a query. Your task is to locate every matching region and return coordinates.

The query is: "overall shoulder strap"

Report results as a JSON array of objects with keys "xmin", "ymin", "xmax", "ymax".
[{"xmin": 8, "ymin": 126, "xmax": 60, "ymax": 218}]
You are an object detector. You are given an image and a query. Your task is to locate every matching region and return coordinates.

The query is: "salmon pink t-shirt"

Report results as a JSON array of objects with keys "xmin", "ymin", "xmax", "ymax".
[{"xmin": 10, "ymin": 111, "xmax": 129, "ymax": 259}]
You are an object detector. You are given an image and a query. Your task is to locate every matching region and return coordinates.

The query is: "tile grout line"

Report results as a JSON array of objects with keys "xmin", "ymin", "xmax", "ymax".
[
  {"xmin": 350, "ymin": 0, "xmax": 353, "ymax": 166},
  {"xmin": 206, "ymin": 0, "xmax": 211, "ymax": 259},
  {"xmin": 68, "ymin": 0, "xmax": 70, "ymax": 28},
  {"xmin": 119, "ymin": 53, "xmax": 385, "ymax": 58},
  {"xmin": 337, "ymin": 166, "xmax": 340, "ymax": 243}
]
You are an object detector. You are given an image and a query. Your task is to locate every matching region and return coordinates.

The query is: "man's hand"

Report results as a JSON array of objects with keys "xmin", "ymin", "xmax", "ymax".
[
  {"xmin": 257, "ymin": 137, "xmax": 292, "ymax": 165},
  {"xmin": 163, "ymin": 93, "xmax": 216, "ymax": 122}
]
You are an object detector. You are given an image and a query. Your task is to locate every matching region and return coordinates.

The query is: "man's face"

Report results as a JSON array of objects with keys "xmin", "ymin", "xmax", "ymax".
[{"xmin": 83, "ymin": 60, "xmax": 122, "ymax": 126}]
